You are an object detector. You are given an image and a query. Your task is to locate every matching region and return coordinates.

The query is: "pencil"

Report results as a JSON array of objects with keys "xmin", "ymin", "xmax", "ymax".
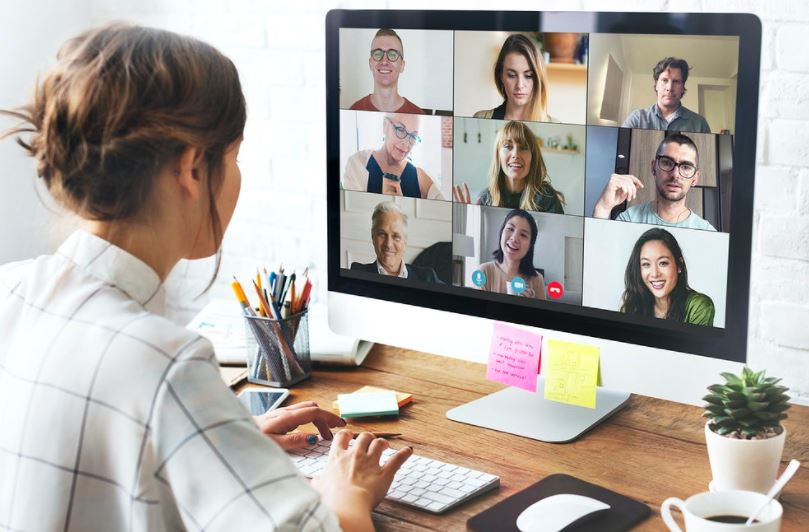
[{"xmin": 351, "ymin": 432, "xmax": 402, "ymax": 439}]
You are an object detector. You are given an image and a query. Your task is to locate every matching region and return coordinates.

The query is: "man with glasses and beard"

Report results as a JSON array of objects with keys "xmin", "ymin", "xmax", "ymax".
[
  {"xmin": 592, "ymin": 133, "xmax": 716, "ymax": 231},
  {"xmin": 349, "ymin": 28, "xmax": 425, "ymax": 114}
]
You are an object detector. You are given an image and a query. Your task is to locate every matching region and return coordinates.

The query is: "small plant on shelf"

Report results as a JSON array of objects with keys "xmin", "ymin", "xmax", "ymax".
[{"xmin": 703, "ymin": 366, "xmax": 790, "ymax": 440}]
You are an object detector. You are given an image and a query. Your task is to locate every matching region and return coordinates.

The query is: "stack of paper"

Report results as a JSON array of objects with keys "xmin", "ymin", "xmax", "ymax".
[{"xmin": 337, "ymin": 391, "xmax": 399, "ymax": 419}]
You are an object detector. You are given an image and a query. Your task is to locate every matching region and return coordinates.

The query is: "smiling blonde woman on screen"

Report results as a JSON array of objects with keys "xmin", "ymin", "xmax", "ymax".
[
  {"xmin": 473, "ymin": 34, "xmax": 557, "ymax": 123},
  {"xmin": 0, "ymin": 23, "xmax": 410, "ymax": 532},
  {"xmin": 453, "ymin": 121, "xmax": 564, "ymax": 213}
]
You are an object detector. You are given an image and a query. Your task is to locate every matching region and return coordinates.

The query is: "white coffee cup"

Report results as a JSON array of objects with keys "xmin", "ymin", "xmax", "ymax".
[{"xmin": 662, "ymin": 490, "xmax": 782, "ymax": 531}]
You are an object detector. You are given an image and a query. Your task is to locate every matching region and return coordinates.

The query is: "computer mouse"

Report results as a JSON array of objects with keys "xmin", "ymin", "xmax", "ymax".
[{"xmin": 516, "ymin": 493, "xmax": 611, "ymax": 532}]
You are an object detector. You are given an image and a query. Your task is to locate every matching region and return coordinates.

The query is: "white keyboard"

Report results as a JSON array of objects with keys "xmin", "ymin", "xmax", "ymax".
[{"xmin": 288, "ymin": 439, "xmax": 500, "ymax": 514}]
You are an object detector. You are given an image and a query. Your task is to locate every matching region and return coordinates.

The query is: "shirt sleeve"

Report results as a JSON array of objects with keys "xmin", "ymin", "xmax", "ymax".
[
  {"xmin": 622, "ymin": 110, "xmax": 640, "ymax": 128},
  {"xmin": 150, "ymin": 342, "xmax": 340, "ymax": 532},
  {"xmin": 342, "ymin": 151, "xmax": 369, "ymax": 192},
  {"xmin": 684, "ymin": 292, "xmax": 715, "ymax": 326}
]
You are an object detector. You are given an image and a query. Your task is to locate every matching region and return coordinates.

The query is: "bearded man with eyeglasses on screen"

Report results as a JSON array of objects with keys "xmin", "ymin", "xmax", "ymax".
[
  {"xmin": 349, "ymin": 28, "xmax": 425, "ymax": 114},
  {"xmin": 592, "ymin": 133, "xmax": 716, "ymax": 231}
]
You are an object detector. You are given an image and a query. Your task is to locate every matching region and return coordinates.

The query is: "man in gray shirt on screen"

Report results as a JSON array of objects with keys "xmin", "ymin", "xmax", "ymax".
[
  {"xmin": 592, "ymin": 133, "xmax": 716, "ymax": 231},
  {"xmin": 623, "ymin": 57, "xmax": 711, "ymax": 133}
]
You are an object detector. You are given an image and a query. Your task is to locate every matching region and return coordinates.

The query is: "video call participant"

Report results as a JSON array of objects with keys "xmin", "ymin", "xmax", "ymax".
[
  {"xmin": 476, "ymin": 209, "xmax": 546, "ymax": 299},
  {"xmin": 0, "ymin": 24, "xmax": 410, "ymax": 531},
  {"xmin": 622, "ymin": 57, "xmax": 710, "ymax": 133},
  {"xmin": 349, "ymin": 28, "xmax": 425, "ymax": 114},
  {"xmin": 342, "ymin": 113, "xmax": 444, "ymax": 199},
  {"xmin": 473, "ymin": 34, "xmax": 557, "ymax": 122},
  {"xmin": 350, "ymin": 201, "xmax": 442, "ymax": 283},
  {"xmin": 621, "ymin": 228, "xmax": 715, "ymax": 326},
  {"xmin": 592, "ymin": 133, "xmax": 716, "ymax": 231},
  {"xmin": 453, "ymin": 121, "xmax": 564, "ymax": 213}
]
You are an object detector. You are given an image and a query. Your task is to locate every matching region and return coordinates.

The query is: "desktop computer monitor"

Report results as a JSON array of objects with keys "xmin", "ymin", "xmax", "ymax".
[{"xmin": 326, "ymin": 10, "xmax": 761, "ymax": 441}]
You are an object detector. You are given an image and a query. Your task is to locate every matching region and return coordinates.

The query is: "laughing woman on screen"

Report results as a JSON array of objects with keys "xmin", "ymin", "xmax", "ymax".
[
  {"xmin": 0, "ymin": 24, "xmax": 409, "ymax": 532},
  {"xmin": 476, "ymin": 209, "xmax": 546, "ymax": 300},
  {"xmin": 453, "ymin": 121, "xmax": 564, "ymax": 213},
  {"xmin": 620, "ymin": 228, "xmax": 715, "ymax": 326},
  {"xmin": 473, "ymin": 34, "xmax": 557, "ymax": 123}
]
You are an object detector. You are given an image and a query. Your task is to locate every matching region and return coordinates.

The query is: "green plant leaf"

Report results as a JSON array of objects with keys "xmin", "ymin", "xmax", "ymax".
[
  {"xmin": 726, "ymin": 391, "xmax": 746, "ymax": 401},
  {"xmin": 726, "ymin": 408, "xmax": 751, "ymax": 417},
  {"xmin": 721, "ymin": 372, "xmax": 743, "ymax": 386},
  {"xmin": 702, "ymin": 394, "xmax": 723, "ymax": 405},
  {"xmin": 747, "ymin": 401, "xmax": 769, "ymax": 411}
]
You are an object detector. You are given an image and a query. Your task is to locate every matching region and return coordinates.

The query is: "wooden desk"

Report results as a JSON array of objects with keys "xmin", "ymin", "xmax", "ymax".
[{"xmin": 239, "ymin": 345, "xmax": 809, "ymax": 531}]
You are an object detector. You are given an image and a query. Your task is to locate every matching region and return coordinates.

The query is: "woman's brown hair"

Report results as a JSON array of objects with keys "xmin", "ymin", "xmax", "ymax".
[
  {"xmin": 1, "ymin": 23, "xmax": 246, "ymax": 282},
  {"xmin": 493, "ymin": 33, "xmax": 550, "ymax": 122}
]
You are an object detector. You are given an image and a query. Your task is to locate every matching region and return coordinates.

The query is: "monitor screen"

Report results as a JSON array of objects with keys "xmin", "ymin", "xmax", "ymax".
[{"xmin": 327, "ymin": 11, "xmax": 760, "ymax": 363}]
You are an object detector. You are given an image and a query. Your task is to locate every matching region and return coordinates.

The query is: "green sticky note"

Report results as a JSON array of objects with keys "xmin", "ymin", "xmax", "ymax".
[
  {"xmin": 338, "ymin": 391, "xmax": 399, "ymax": 418},
  {"xmin": 543, "ymin": 339, "xmax": 600, "ymax": 409}
]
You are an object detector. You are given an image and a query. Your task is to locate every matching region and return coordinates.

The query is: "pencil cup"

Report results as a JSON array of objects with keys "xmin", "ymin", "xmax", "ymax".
[{"xmin": 244, "ymin": 310, "xmax": 311, "ymax": 387}]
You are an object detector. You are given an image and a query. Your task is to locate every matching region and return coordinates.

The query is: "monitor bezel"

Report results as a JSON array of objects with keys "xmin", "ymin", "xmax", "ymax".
[{"xmin": 326, "ymin": 9, "xmax": 761, "ymax": 362}]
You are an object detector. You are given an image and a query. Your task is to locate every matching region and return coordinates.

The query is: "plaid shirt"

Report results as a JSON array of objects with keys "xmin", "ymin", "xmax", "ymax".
[{"xmin": 0, "ymin": 230, "xmax": 339, "ymax": 531}]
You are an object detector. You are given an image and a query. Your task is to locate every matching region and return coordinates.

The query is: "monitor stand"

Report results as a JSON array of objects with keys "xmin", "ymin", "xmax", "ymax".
[{"xmin": 446, "ymin": 377, "xmax": 630, "ymax": 443}]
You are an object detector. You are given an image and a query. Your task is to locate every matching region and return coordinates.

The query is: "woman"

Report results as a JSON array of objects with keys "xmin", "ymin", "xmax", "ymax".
[
  {"xmin": 476, "ymin": 209, "xmax": 546, "ymax": 299},
  {"xmin": 0, "ymin": 24, "xmax": 409, "ymax": 531},
  {"xmin": 620, "ymin": 228, "xmax": 715, "ymax": 326},
  {"xmin": 342, "ymin": 113, "xmax": 444, "ymax": 199},
  {"xmin": 453, "ymin": 121, "xmax": 564, "ymax": 213},
  {"xmin": 473, "ymin": 33, "xmax": 556, "ymax": 122}
]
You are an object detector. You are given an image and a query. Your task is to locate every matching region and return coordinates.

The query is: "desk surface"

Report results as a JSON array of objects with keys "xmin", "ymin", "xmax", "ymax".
[{"xmin": 240, "ymin": 345, "xmax": 809, "ymax": 531}]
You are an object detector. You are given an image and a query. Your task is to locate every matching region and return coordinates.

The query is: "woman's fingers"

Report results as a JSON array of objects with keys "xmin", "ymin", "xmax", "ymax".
[{"xmin": 381, "ymin": 446, "xmax": 413, "ymax": 481}]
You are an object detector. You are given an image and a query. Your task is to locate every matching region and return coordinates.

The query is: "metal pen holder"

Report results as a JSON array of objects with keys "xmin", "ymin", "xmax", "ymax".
[{"xmin": 244, "ymin": 310, "xmax": 311, "ymax": 387}]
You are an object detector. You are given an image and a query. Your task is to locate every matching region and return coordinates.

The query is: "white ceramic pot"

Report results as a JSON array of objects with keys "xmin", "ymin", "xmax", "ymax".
[{"xmin": 704, "ymin": 423, "xmax": 786, "ymax": 494}]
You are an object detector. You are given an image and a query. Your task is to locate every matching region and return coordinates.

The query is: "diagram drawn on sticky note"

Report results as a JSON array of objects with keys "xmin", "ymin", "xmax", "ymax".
[
  {"xmin": 486, "ymin": 322, "xmax": 542, "ymax": 392},
  {"xmin": 543, "ymin": 339, "xmax": 600, "ymax": 408}
]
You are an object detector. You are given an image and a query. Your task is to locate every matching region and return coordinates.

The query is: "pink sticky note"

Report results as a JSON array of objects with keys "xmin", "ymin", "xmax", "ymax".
[{"xmin": 486, "ymin": 322, "xmax": 543, "ymax": 392}]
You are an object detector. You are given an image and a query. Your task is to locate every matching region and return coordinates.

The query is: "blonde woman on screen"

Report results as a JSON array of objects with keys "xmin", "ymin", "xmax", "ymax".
[
  {"xmin": 473, "ymin": 34, "xmax": 557, "ymax": 123},
  {"xmin": 453, "ymin": 121, "xmax": 564, "ymax": 213},
  {"xmin": 0, "ymin": 24, "xmax": 409, "ymax": 532}
]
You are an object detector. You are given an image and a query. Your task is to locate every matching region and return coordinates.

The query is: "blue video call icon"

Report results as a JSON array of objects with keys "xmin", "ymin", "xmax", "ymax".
[
  {"xmin": 471, "ymin": 269, "xmax": 486, "ymax": 287},
  {"xmin": 509, "ymin": 277, "xmax": 526, "ymax": 295}
]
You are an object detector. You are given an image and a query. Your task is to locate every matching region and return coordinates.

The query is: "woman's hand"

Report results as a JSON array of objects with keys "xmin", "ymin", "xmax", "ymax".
[
  {"xmin": 254, "ymin": 401, "xmax": 346, "ymax": 450},
  {"xmin": 312, "ymin": 430, "xmax": 413, "ymax": 530},
  {"xmin": 382, "ymin": 178, "xmax": 403, "ymax": 196},
  {"xmin": 519, "ymin": 287, "xmax": 536, "ymax": 298},
  {"xmin": 453, "ymin": 183, "xmax": 472, "ymax": 203}
]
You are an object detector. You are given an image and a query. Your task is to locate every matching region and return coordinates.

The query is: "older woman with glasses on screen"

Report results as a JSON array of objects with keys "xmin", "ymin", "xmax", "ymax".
[{"xmin": 342, "ymin": 113, "xmax": 444, "ymax": 199}]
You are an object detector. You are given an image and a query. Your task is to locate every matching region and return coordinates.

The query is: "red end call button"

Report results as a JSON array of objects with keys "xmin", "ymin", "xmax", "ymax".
[{"xmin": 547, "ymin": 281, "xmax": 564, "ymax": 299}]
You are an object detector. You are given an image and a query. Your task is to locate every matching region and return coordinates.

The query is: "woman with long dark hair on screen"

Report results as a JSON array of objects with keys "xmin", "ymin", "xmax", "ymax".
[
  {"xmin": 0, "ymin": 24, "xmax": 409, "ymax": 532},
  {"xmin": 453, "ymin": 121, "xmax": 564, "ymax": 213},
  {"xmin": 476, "ymin": 209, "xmax": 546, "ymax": 300},
  {"xmin": 473, "ymin": 33, "xmax": 556, "ymax": 122},
  {"xmin": 620, "ymin": 227, "xmax": 715, "ymax": 326}
]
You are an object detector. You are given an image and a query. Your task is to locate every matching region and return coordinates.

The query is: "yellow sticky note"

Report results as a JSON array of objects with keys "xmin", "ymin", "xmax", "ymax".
[{"xmin": 543, "ymin": 339, "xmax": 600, "ymax": 409}]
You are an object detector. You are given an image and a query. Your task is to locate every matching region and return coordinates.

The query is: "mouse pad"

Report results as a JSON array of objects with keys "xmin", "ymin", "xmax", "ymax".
[{"xmin": 467, "ymin": 473, "xmax": 651, "ymax": 532}]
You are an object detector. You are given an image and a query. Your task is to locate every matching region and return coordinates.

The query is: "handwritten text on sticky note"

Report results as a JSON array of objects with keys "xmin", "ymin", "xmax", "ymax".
[
  {"xmin": 486, "ymin": 322, "xmax": 542, "ymax": 392},
  {"xmin": 543, "ymin": 339, "xmax": 600, "ymax": 408}
]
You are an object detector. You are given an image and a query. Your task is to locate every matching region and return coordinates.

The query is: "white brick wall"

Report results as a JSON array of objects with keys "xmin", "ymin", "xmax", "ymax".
[{"xmin": 2, "ymin": 0, "xmax": 808, "ymax": 401}]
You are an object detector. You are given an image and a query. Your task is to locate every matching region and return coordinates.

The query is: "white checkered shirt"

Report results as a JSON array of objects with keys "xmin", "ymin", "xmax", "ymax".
[{"xmin": 0, "ymin": 230, "xmax": 340, "ymax": 531}]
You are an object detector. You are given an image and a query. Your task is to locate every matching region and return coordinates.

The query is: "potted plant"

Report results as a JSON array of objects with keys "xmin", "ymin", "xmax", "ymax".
[{"xmin": 703, "ymin": 367, "xmax": 791, "ymax": 493}]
